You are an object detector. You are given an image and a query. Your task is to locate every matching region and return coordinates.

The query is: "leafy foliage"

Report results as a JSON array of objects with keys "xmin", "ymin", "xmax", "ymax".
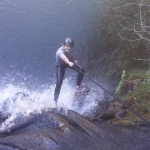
[
  {"xmin": 120, "ymin": 68, "xmax": 150, "ymax": 99},
  {"xmin": 115, "ymin": 70, "xmax": 126, "ymax": 94},
  {"xmin": 127, "ymin": 69, "xmax": 148, "ymax": 81}
]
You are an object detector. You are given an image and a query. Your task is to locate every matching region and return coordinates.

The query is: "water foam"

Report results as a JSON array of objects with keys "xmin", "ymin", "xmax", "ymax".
[{"xmin": 0, "ymin": 78, "xmax": 104, "ymax": 130}]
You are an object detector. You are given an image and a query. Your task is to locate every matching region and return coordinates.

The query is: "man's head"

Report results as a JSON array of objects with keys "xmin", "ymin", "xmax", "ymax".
[
  {"xmin": 64, "ymin": 37, "xmax": 74, "ymax": 52},
  {"xmin": 64, "ymin": 37, "xmax": 74, "ymax": 47}
]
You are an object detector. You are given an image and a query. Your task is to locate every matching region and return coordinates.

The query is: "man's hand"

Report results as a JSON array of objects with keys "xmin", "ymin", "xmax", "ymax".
[
  {"xmin": 68, "ymin": 62, "xmax": 74, "ymax": 67},
  {"xmin": 74, "ymin": 60, "xmax": 78, "ymax": 63}
]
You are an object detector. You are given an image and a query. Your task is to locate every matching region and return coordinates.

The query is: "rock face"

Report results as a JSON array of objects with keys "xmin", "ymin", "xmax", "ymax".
[
  {"xmin": 0, "ymin": 108, "xmax": 149, "ymax": 150},
  {"xmin": 91, "ymin": 100, "xmax": 129, "ymax": 122},
  {"xmin": 1, "ymin": 92, "xmax": 33, "ymax": 112},
  {"xmin": 0, "ymin": 92, "xmax": 33, "ymax": 124},
  {"xmin": 120, "ymin": 79, "xmax": 142, "ymax": 95}
]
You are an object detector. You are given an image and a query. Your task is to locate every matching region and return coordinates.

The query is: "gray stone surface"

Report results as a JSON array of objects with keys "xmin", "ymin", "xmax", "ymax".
[{"xmin": 0, "ymin": 108, "xmax": 149, "ymax": 150}]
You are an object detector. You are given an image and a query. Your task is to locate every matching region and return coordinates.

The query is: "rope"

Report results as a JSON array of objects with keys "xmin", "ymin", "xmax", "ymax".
[{"xmin": 73, "ymin": 65, "xmax": 150, "ymax": 126}]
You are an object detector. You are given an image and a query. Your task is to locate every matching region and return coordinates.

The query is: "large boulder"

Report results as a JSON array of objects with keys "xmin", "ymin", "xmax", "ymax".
[
  {"xmin": 0, "ymin": 108, "xmax": 149, "ymax": 150},
  {"xmin": 90, "ymin": 96, "xmax": 138, "ymax": 123},
  {"xmin": 0, "ymin": 92, "xmax": 33, "ymax": 123}
]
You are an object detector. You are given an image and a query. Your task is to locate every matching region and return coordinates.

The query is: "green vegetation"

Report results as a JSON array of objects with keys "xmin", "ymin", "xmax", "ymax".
[
  {"xmin": 123, "ymin": 69, "xmax": 150, "ymax": 99},
  {"xmin": 93, "ymin": 0, "xmax": 150, "ymax": 124},
  {"xmin": 95, "ymin": 0, "xmax": 150, "ymax": 89},
  {"xmin": 127, "ymin": 69, "xmax": 148, "ymax": 81},
  {"xmin": 115, "ymin": 70, "xmax": 126, "ymax": 94},
  {"xmin": 114, "ymin": 69, "xmax": 150, "ymax": 124}
]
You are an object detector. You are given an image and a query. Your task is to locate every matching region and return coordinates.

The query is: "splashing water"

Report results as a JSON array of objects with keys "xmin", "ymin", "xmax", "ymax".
[{"xmin": 0, "ymin": 78, "xmax": 104, "ymax": 130}]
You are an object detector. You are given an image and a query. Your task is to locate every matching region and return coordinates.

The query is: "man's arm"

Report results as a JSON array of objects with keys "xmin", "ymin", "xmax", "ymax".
[
  {"xmin": 70, "ymin": 55, "xmax": 77, "ymax": 63},
  {"xmin": 59, "ymin": 54, "xmax": 74, "ymax": 67}
]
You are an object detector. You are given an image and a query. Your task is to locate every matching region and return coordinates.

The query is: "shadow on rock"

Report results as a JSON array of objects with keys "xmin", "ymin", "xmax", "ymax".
[{"xmin": 0, "ymin": 108, "xmax": 149, "ymax": 150}]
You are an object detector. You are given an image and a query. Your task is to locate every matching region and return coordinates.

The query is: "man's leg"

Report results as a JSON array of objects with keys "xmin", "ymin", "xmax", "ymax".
[
  {"xmin": 71, "ymin": 63, "xmax": 85, "ymax": 87},
  {"xmin": 54, "ymin": 66, "xmax": 65, "ymax": 103}
]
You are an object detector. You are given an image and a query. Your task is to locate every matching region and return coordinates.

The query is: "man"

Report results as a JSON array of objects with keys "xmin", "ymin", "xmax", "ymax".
[{"xmin": 54, "ymin": 37, "xmax": 85, "ymax": 107}]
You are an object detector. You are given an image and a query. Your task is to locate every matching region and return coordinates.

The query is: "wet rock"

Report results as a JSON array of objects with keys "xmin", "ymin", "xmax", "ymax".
[
  {"xmin": 1, "ymin": 92, "xmax": 33, "ymax": 111},
  {"xmin": 123, "ymin": 96, "xmax": 137, "ymax": 107},
  {"xmin": 0, "ymin": 111, "xmax": 10, "ymax": 123},
  {"xmin": 120, "ymin": 79, "xmax": 142, "ymax": 95},
  {"xmin": 99, "ymin": 113, "xmax": 115, "ymax": 120},
  {"xmin": 0, "ymin": 109, "xmax": 149, "ymax": 150},
  {"xmin": 91, "ymin": 100, "xmax": 128, "ymax": 122}
]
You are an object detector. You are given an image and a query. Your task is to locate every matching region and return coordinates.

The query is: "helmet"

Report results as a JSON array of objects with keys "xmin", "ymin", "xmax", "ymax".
[{"xmin": 64, "ymin": 37, "xmax": 74, "ymax": 47}]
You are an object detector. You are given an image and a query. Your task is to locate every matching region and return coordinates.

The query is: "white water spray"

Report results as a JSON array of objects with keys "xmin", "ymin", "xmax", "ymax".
[{"xmin": 0, "ymin": 78, "xmax": 104, "ymax": 130}]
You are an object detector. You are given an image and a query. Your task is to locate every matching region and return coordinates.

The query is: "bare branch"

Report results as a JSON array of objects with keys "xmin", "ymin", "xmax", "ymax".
[
  {"xmin": 66, "ymin": 0, "xmax": 73, "ymax": 5},
  {"xmin": 133, "ymin": 58, "xmax": 150, "ymax": 61},
  {"xmin": 97, "ymin": 0, "xmax": 107, "ymax": 4},
  {"xmin": 118, "ymin": 31, "xmax": 141, "ymax": 41},
  {"xmin": 113, "ymin": 2, "xmax": 150, "ymax": 10},
  {"xmin": 116, "ymin": 1, "xmax": 150, "ymax": 41},
  {"xmin": 118, "ymin": 20, "xmax": 133, "ymax": 31}
]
